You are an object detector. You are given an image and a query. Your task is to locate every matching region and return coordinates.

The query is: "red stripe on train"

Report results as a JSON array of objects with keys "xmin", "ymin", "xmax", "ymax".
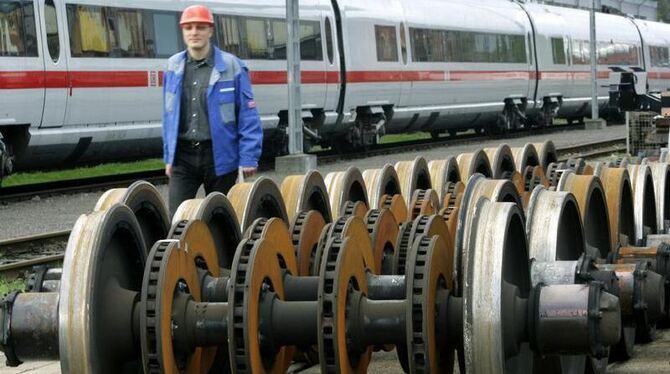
[{"xmin": 2, "ymin": 69, "xmax": 662, "ymax": 89}]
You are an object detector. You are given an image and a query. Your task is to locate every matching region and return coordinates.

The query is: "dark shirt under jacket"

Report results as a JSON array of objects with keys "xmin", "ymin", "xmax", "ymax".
[{"xmin": 178, "ymin": 49, "xmax": 214, "ymax": 142}]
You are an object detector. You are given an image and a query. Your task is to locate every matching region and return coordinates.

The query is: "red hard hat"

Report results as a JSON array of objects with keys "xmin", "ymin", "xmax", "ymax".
[{"xmin": 180, "ymin": 5, "xmax": 214, "ymax": 26}]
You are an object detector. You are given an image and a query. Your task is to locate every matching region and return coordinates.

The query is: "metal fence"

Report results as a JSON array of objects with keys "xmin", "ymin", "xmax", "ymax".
[{"xmin": 626, "ymin": 111, "xmax": 668, "ymax": 157}]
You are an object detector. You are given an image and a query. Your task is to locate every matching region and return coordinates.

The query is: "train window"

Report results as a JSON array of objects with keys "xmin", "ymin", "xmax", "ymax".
[
  {"xmin": 399, "ymin": 22, "xmax": 407, "ymax": 65},
  {"xmin": 217, "ymin": 15, "xmax": 242, "ymax": 57},
  {"xmin": 66, "ymin": 4, "xmax": 110, "ymax": 57},
  {"xmin": 300, "ymin": 21, "xmax": 322, "ymax": 61},
  {"xmin": 375, "ymin": 25, "xmax": 398, "ymax": 62},
  {"xmin": 0, "ymin": 0, "xmax": 38, "ymax": 57},
  {"xmin": 325, "ymin": 17, "xmax": 333, "ymax": 64},
  {"xmin": 217, "ymin": 15, "xmax": 322, "ymax": 61},
  {"xmin": 152, "ymin": 12, "xmax": 181, "ymax": 58},
  {"xmin": 597, "ymin": 41, "xmax": 639, "ymax": 66},
  {"xmin": 571, "ymin": 39, "xmax": 588, "ymax": 65},
  {"xmin": 44, "ymin": 0, "xmax": 59, "ymax": 62},
  {"xmin": 113, "ymin": 9, "xmax": 149, "ymax": 57},
  {"xmin": 551, "ymin": 37, "xmax": 566, "ymax": 65},
  {"xmin": 650, "ymin": 46, "xmax": 670, "ymax": 68},
  {"xmin": 444, "ymin": 30, "xmax": 526, "ymax": 63},
  {"xmin": 244, "ymin": 18, "xmax": 269, "ymax": 59},
  {"xmin": 410, "ymin": 27, "xmax": 446, "ymax": 63}
]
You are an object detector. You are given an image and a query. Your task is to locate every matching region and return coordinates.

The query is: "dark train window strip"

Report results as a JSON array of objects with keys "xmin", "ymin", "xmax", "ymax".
[
  {"xmin": 216, "ymin": 15, "xmax": 323, "ymax": 61},
  {"xmin": 409, "ymin": 27, "xmax": 527, "ymax": 64}
]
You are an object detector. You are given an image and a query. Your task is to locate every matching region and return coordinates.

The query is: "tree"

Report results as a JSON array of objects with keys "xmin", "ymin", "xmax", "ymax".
[{"xmin": 659, "ymin": 0, "xmax": 670, "ymax": 22}]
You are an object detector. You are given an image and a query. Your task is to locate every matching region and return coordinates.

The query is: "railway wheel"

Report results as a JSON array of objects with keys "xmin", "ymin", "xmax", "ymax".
[
  {"xmin": 281, "ymin": 170, "xmax": 332, "ymax": 223},
  {"xmin": 511, "ymin": 143, "xmax": 540, "ymax": 174},
  {"xmin": 533, "ymin": 141, "xmax": 558, "ymax": 170},
  {"xmin": 484, "ymin": 144, "xmax": 517, "ymax": 179},
  {"xmin": 395, "ymin": 157, "xmax": 432, "ymax": 208},
  {"xmin": 627, "ymin": 163, "xmax": 658, "ymax": 244},
  {"xmin": 94, "ymin": 180, "xmax": 170, "ymax": 250},
  {"xmin": 324, "ymin": 166, "xmax": 369, "ymax": 219},
  {"xmin": 427, "ymin": 157, "xmax": 461, "ymax": 206},
  {"xmin": 60, "ymin": 205, "xmax": 147, "ymax": 373},
  {"xmin": 228, "ymin": 177, "xmax": 289, "ymax": 235},
  {"xmin": 456, "ymin": 149, "xmax": 493, "ymax": 181},
  {"xmin": 362, "ymin": 164, "xmax": 402, "ymax": 210},
  {"xmin": 172, "ymin": 192, "xmax": 242, "ymax": 269}
]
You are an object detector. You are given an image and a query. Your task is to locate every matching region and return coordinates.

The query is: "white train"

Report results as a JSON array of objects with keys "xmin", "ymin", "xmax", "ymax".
[{"xmin": 1, "ymin": 0, "xmax": 670, "ymax": 179}]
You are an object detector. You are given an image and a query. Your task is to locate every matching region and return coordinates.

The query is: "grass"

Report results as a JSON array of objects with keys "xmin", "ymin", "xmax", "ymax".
[
  {"xmin": 380, "ymin": 132, "xmax": 431, "ymax": 144},
  {"xmin": 2, "ymin": 158, "xmax": 164, "ymax": 187},
  {"xmin": 0, "ymin": 277, "xmax": 25, "ymax": 295}
]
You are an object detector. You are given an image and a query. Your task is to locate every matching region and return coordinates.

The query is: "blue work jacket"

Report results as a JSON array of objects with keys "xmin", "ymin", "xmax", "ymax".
[{"xmin": 162, "ymin": 47, "xmax": 263, "ymax": 176}]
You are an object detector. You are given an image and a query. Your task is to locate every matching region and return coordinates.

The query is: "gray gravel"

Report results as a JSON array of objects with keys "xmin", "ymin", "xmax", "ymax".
[{"xmin": 0, "ymin": 125, "xmax": 626, "ymax": 241}]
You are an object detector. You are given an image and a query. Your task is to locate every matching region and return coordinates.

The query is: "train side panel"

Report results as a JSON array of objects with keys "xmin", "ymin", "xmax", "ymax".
[{"xmin": 633, "ymin": 19, "xmax": 670, "ymax": 93}]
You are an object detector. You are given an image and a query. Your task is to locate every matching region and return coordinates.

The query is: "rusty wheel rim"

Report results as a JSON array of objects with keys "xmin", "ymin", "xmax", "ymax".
[
  {"xmin": 395, "ymin": 157, "xmax": 432, "ymax": 208},
  {"xmin": 557, "ymin": 173, "xmax": 612, "ymax": 258},
  {"xmin": 428, "ymin": 157, "xmax": 461, "ymax": 206},
  {"xmin": 380, "ymin": 194, "xmax": 409, "ymax": 224},
  {"xmin": 511, "ymin": 143, "xmax": 540, "ymax": 173},
  {"xmin": 364, "ymin": 209, "xmax": 399, "ymax": 274},
  {"xmin": 406, "ymin": 235, "xmax": 454, "ymax": 373},
  {"xmin": 281, "ymin": 170, "xmax": 332, "ymax": 223},
  {"xmin": 139, "ymin": 221, "xmax": 220, "ymax": 374},
  {"xmin": 290, "ymin": 210, "xmax": 327, "ymax": 276},
  {"xmin": 362, "ymin": 164, "xmax": 402, "ymax": 210},
  {"xmin": 456, "ymin": 150, "xmax": 492, "ymax": 181},
  {"xmin": 409, "ymin": 189, "xmax": 440, "ymax": 220},
  {"xmin": 484, "ymin": 144, "xmax": 516, "ymax": 180},
  {"xmin": 410, "ymin": 214, "xmax": 454, "ymax": 288},
  {"xmin": 317, "ymin": 235, "xmax": 374, "ymax": 373},
  {"xmin": 533, "ymin": 140, "xmax": 557, "ymax": 169},
  {"xmin": 228, "ymin": 177, "xmax": 289, "ymax": 235},
  {"xmin": 94, "ymin": 180, "xmax": 169, "ymax": 250},
  {"xmin": 228, "ymin": 218, "xmax": 298, "ymax": 373},
  {"xmin": 325, "ymin": 167, "xmax": 369, "ymax": 219},
  {"xmin": 598, "ymin": 167, "xmax": 636, "ymax": 249},
  {"xmin": 60, "ymin": 205, "xmax": 147, "ymax": 373},
  {"xmin": 342, "ymin": 200, "xmax": 369, "ymax": 220},
  {"xmin": 172, "ymin": 192, "xmax": 242, "ymax": 269}
]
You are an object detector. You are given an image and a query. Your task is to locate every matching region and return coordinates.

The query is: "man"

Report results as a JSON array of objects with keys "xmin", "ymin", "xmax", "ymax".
[{"xmin": 162, "ymin": 5, "xmax": 262, "ymax": 216}]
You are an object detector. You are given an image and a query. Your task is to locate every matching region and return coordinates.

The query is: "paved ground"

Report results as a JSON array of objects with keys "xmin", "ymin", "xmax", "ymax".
[{"xmin": 3, "ymin": 124, "xmax": 660, "ymax": 373}]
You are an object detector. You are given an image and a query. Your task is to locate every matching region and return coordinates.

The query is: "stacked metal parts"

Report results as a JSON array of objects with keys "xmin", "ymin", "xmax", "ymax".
[{"xmin": 1, "ymin": 140, "xmax": 668, "ymax": 374}]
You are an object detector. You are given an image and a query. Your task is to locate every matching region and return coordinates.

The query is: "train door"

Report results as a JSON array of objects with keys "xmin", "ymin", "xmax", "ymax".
[
  {"xmin": 397, "ymin": 21, "xmax": 412, "ymax": 108},
  {"xmin": 0, "ymin": 0, "xmax": 44, "ymax": 129},
  {"xmin": 37, "ymin": 0, "xmax": 67, "ymax": 128},
  {"xmin": 323, "ymin": 13, "xmax": 340, "ymax": 121},
  {"xmin": 526, "ymin": 32, "xmax": 536, "ymax": 107}
]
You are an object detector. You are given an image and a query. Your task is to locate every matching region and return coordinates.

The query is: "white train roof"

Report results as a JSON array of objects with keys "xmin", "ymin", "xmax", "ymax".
[
  {"xmin": 633, "ymin": 18, "xmax": 670, "ymax": 47},
  {"xmin": 524, "ymin": 3, "xmax": 641, "ymax": 44},
  {"xmin": 400, "ymin": 0, "xmax": 530, "ymax": 35}
]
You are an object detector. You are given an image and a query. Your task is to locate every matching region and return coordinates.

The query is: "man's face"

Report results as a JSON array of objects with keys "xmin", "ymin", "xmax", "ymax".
[{"xmin": 181, "ymin": 23, "xmax": 213, "ymax": 50}]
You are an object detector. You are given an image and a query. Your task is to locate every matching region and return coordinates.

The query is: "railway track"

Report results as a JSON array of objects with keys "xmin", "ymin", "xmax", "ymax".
[
  {"xmin": 0, "ymin": 123, "xmax": 592, "ymax": 203},
  {"xmin": 0, "ymin": 136, "xmax": 627, "ymax": 276}
]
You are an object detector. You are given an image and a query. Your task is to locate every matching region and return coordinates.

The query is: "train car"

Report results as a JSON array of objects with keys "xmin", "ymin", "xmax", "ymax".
[
  {"xmin": 632, "ymin": 18, "xmax": 670, "ymax": 93},
  {"xmin": 330, "ymin": 0, "xmax": 534, "ymax": 146},
  {"xmin": 524, "ymin": 3, "xmax": 644, "ymax": 123},
  {"xmin": 0, "ymin": 0, "xmax": 336, "ymax": 171},
  {"xmin": 2, "ymin": 0, "xmax": 670, "ymax": 183}
]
